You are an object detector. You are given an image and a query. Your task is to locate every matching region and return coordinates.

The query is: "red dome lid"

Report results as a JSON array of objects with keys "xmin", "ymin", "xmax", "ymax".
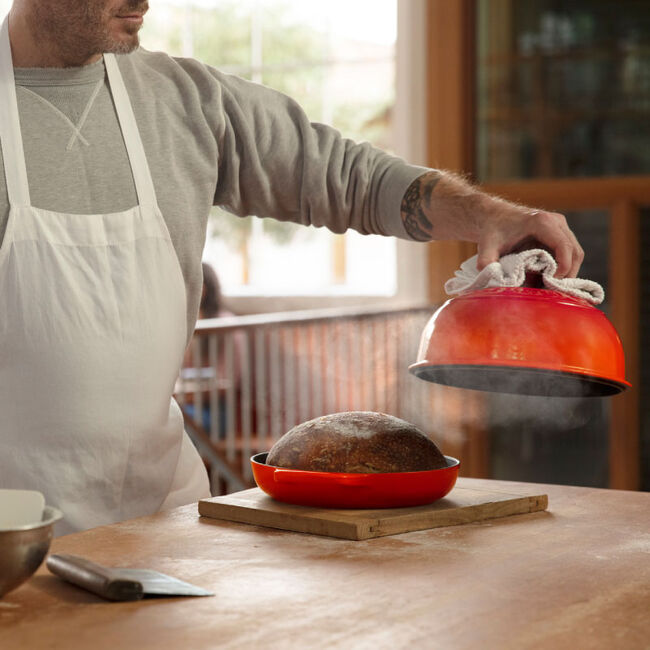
[{"xmin": 409, "ymin": 287, "xmax": 630, "ymax": 397}]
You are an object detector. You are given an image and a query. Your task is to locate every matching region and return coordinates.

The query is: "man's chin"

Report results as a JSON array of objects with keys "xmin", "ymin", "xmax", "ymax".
[{"xmin": 105, "ymin": 35, "xmax": 140, "ymax": 55}]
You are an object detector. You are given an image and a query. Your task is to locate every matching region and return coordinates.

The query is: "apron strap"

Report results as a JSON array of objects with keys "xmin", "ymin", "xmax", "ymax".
[
  {"xmin": 0, "ymin": 14, "xmax": 32, "ymax": 207},
  {"xmin": 0, "ymin": 17, "xmax": 157, "ymax": 210},
  {"xmin": 103, "ymin": 53, "xmax": 157, "ymax": 209}
]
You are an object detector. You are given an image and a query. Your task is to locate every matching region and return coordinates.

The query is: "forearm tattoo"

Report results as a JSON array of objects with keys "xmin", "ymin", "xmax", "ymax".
[{"xmin": 400, "ymin": 172, "xmax": 438, "ymax": 241}]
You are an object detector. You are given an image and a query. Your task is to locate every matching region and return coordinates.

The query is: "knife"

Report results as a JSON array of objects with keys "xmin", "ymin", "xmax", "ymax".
[{"xmin": 46, "ymin": 553, "xmax": 214, "ymax": 601}]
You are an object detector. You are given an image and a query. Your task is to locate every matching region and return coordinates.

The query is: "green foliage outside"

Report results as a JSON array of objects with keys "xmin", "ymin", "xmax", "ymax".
[{"xmin": 142, "ymin": 1, "xmax": 394, "ymax": 282}]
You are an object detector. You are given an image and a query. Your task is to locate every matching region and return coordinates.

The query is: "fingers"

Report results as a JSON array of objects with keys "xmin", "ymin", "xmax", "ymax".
[
  {"xmin": 555, "ymin": 238, "xmax": 584, "ymax": 279},
  {"xmin": 567, "ymin": 232, "xmax": 585, "ymax": 279},
  {"xmin": 475, "ymin": 209, "xmax": 584, "ymax": 278},
  {"xmin": 552, "ymin": 242, "xmax": 575, "ymax": 278},
  {"xmin": 476, "ymin": 236, "xmax": 500, "ymax": 271},
  {"xmin": 535, "ymin": 212, "xmax": 584, "ymax": 278}
]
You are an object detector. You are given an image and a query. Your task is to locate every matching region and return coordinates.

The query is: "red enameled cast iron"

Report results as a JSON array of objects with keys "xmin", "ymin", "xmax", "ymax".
[
  {"xmin": 409, "ymin": 287, "xmax": 630, "ymax": 397},
  {"xmin": 251, "ymin": 453, "xmax": 460, "ymax": 509}
]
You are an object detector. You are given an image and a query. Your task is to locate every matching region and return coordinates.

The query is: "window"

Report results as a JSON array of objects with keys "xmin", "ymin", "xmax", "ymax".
[
  {"xmin": 0, "ymin": 0, "xmax": 429, "ymax": 310},
  {"xmin": 141, "ymin": 0, "xmax": 428, "ymax": 310},
  {"xmin": 476, "ymin": 0, "xmax": 650, "ymax": 181}
]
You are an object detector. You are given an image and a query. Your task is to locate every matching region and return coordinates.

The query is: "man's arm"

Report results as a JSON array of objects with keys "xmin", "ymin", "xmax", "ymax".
[{"xmin": 400, "ymin": 171, "xmax": 584, "ymax": 278}]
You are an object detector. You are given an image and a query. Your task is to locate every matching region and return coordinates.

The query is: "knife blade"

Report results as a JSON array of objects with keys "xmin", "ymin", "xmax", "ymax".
[{"xmin": 46, "ymin": 553, "xmax": 214, "ymax": 601}]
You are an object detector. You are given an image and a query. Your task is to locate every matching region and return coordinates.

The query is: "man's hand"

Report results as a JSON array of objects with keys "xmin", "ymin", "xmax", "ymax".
[
  {"xmin": 400, "ymin": 171, "xmax": 584, "ymax": 279},
  {"xmin": 473, "ymin": 204, "xmax": 584, "ymax": 278}
]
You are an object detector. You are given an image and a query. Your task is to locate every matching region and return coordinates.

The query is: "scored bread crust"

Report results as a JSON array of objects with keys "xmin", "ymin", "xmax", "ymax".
[{"xmin": 267, "ymin": 411, "xmax": 447, "ymax": 473}]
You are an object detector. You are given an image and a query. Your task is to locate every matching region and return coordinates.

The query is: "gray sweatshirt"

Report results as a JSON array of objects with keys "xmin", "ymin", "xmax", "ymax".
[{"xmin": 0, "ymin": 48, "xmax": 430, "ymax": 339}]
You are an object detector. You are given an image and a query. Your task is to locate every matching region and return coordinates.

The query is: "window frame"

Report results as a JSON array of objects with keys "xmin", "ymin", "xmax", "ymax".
[{"xmin": 223, "ymin": 0, "xmax": 430, "ymax": 313}]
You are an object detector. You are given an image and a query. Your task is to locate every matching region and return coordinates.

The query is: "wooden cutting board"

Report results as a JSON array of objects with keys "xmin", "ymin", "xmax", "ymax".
[{"xmin": 198, "ymin": 483, "xmax": 548, "ymax": 540}]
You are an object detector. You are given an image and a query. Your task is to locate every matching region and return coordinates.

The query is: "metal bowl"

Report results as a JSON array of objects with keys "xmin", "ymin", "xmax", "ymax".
[{"xmin": 0, "ymin": 506, "xmax": 63, "ymax": 598}]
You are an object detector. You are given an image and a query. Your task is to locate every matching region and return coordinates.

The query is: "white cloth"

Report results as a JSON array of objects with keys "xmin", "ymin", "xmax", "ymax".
[
  {"xmin": 444, "ymin": 249, "xmax": 604, "ymax": 305},
  {"xmin": 0, "ymin": 16, "xmax": 209, "ymax": 535}
]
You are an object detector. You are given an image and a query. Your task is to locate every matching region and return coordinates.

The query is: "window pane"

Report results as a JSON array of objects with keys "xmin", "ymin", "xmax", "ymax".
[
  {"xmin": 141, "ymin": 1, "xmax": 398, "ymax": 297},
  {"xmin": 476, "ymin": 0, "xmax": 650, "ymax": 181}
]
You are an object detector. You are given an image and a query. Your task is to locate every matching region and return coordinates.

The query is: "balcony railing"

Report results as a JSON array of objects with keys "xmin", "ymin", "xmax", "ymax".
[{"xmin": 175, "ymin": 304, "xmax": 479, "ymax": 495}]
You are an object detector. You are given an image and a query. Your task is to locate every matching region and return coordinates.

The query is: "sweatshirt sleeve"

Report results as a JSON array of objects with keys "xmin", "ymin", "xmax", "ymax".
[{"xmin": 208, "ymin": 68, "xmax": 433, "ymax": 240}]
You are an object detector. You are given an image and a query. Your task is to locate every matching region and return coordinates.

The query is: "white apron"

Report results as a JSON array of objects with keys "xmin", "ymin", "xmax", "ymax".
[{"xmin": 0, "ymin": 16, "xmax": 209, "ymax": 535}]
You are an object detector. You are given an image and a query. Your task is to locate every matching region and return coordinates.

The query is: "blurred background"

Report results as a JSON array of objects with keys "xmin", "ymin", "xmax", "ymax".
[
  {"xmin": 144, "ymin": 0, "xmax": 649, "ymax": 496},
  {"xmin": 4, "ymin": 0, "xmax": 646, "ymax": 493}
]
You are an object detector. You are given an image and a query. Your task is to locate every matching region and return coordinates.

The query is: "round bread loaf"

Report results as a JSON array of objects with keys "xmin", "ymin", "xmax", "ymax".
[{"xmin": 267, "ymin": 411, "xmax": 447, "ymax": 473}]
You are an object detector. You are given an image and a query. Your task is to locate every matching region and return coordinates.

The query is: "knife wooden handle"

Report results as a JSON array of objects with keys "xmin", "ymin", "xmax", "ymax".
[{"xmin": 46, "ymin": 553, "xmax": 144, "ymax": 601}]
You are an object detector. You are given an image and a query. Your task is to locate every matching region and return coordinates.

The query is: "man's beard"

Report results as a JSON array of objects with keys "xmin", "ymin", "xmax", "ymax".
[{"xmin": 31, "ymin": 1, "xmax": 148, "ymax": 66}]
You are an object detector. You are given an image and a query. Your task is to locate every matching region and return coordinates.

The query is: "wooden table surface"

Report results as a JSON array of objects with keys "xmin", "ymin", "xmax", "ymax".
[{"xmin": 1, "ymin": 478, "xmax": 648, "ymax": 650}]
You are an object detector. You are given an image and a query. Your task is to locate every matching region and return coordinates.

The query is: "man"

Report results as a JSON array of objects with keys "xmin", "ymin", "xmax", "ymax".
[{"xmin": 0, "ymin": 0, "xmax": 583, "ymax": 534}]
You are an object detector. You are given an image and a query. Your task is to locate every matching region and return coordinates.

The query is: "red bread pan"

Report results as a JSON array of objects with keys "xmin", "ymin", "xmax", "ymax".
[{"xmin": 251, "ymin": 452, "xmax": 460, "ymax": 509}]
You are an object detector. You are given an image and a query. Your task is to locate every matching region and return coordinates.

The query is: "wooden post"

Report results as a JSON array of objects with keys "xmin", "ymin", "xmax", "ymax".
[
  {"xmin": 424, "ymin": 0, "xmax": 489, "ymax": 478},
  {"xmin": 609, "ymin": 201, "xmax": 640, "ymax": 490},
  {"xmin": 425, "ymin": 0, "xmax": 478, "ymax": 302},
  {"xmin": 425, "ymin": 0, "xmax": 475, "ymax": 175}
]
